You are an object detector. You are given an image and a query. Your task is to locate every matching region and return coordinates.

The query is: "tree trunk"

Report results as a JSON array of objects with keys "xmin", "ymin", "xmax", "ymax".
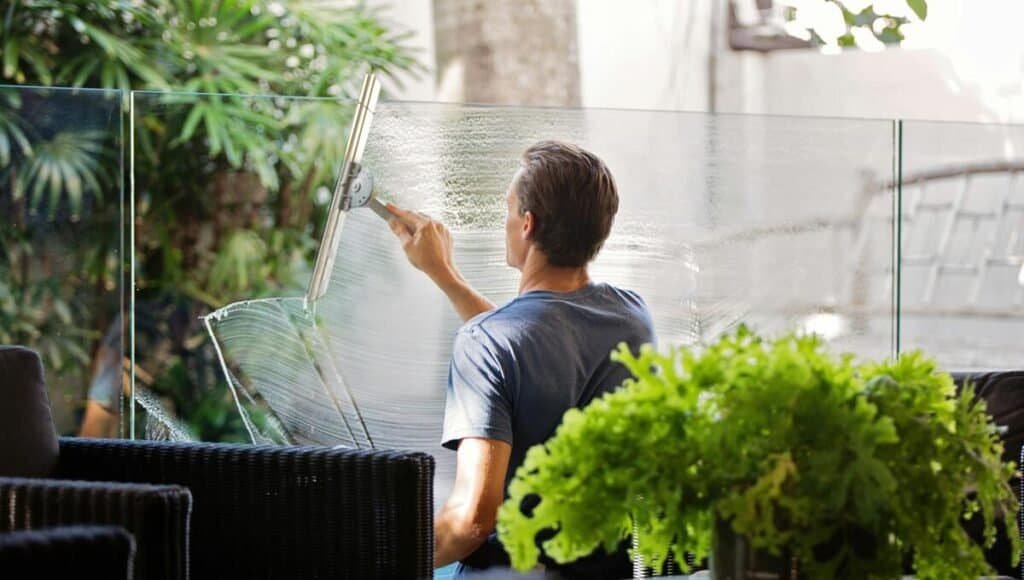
[{"xmin": 432, "ymin": 0, "xmax": 581, "ymax": 107}]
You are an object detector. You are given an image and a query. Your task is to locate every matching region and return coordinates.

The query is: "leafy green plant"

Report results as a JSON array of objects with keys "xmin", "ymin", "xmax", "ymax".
[
  {"xmin": 498, "ymin": 327, "xmax": 1019, "ymax": 579},
  {"xmin": 782, "ymin": 0, "xmax": 928, "ymax": 48}
]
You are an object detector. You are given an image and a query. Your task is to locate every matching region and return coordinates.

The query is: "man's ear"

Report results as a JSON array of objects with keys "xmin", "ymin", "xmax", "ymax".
[{"xmin": 522, "ymin": 211, "xmax": 535, "ymax": 240}]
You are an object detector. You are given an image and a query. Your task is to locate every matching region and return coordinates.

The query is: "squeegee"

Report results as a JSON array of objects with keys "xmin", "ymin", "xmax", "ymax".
[{"xmin": 306, "ymin": 72, "xmax": 389, "ymax": 304}]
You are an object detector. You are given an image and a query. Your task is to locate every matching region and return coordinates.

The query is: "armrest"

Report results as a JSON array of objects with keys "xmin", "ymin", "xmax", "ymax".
[
  {"xmin": 0, "ymin": 476, "xmax": 190, "ymax": 580},
  {"xmin": 57, "ymin": 438, "xmax": 435, "ymax": 579},
  {"xmin": 0, "ymin": 525, "xmax": 135, "ymax": 579}
]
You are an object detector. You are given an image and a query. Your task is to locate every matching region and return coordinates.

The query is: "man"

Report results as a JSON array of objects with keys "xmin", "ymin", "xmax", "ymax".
[
  {"xmin": 79, "ymin": 315, "xmax": 126, "ymax": 438},
  {"xmin": 386, "ymin": 140, "xmax": 654, "ymax": 577}
]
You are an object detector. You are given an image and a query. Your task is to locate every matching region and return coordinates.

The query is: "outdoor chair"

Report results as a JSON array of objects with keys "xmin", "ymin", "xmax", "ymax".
[
  {"xmin": 0, "ymin": 525, "xmax": 136, "ymax": 580},
  {"xmin": 0, "ymin": 345, "xmax": 435, "ymax": 579}
]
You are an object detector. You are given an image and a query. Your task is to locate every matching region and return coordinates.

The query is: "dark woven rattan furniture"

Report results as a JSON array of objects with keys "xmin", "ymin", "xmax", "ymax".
[
  {"xmin": 0, "ymin": 477, "xmax": 189, "ymax": 580},
  {"xmin": 2, "ymin": 345, "xmax": 435, "ymax": 579},
  {"xmin": 56, "ymin": 438, "xmax": 435, "ymax": 579},
  {"xmin": 0, "ymin": 525, "xmax": 136, "ymax": 580}
]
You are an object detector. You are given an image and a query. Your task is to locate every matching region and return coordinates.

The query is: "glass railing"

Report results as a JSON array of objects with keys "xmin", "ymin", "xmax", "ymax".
[
  {"xmin": 203, "ymin": 106, "xmax": 897, "ymax": 453},
  {"xmin": 2, "ymin": 84, "xmax": 1021, "ymax": 465},
  {"xmin": 0, "ymin": 85, "xmax": 125, "ymax": 438},
  {"xmin": 898, "ymin": 120, "xmax": 1024, "ymax": 370}
]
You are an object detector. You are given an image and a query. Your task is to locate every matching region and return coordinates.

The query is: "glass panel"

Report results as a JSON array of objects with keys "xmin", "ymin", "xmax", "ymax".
[
  {"xmin": 0, "ymin": 85, "xmax": 125, "ymax": 438},
  {"xmin": 899, "ymin": 120, "xmax": 1024, "ymax": 370},
  {"xmin": 129, "ymin": 90, "xmax": 354, "ymax": 442},
  {"xmin": 134, "ymin": 94, "xmax": 896, "ymax": 508}
]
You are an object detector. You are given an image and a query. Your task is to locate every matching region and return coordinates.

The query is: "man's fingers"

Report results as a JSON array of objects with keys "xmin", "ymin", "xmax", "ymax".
[
  {"xmin": 384, "ymin": 202, "xmax": 414, "ymax": 226},
  {"xmin": 385, "ymin": 202, "xmax": 407, "ymax": 218},
  {"xmin": 388, "ymin": 217, "xmax": 413, "ymax": 244},
  {"xmin": 386, "ymin": 202, "xmax": 429, "ymax": 228}
]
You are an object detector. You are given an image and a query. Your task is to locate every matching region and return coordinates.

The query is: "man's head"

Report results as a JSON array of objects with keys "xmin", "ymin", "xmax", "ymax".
[{"xmin": 505, "ymin": 140, "xmax": 618, "ymax": 270}]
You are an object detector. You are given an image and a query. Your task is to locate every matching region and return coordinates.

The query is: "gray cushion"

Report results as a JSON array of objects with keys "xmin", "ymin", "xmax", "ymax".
[{"xmin": 0, "ymin": 346, "xmax": 59, "ymax": 477}]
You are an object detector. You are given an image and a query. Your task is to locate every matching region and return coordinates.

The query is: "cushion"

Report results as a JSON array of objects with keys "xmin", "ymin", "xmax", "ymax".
[{"xmin": 0, "ymin": 346, "xmax": 59, "ymax": 477}]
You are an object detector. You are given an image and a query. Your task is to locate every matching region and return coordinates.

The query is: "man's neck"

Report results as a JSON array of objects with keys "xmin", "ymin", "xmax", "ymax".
[{"xmin": 517, "ymin": 253, "xmax": 590, "ymax": 295}]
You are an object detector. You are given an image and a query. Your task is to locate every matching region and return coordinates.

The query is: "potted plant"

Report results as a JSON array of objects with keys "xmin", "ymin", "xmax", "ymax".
[{"xmin": 497, "ymin": 327, "xmax": 1020, "ymax": 579}]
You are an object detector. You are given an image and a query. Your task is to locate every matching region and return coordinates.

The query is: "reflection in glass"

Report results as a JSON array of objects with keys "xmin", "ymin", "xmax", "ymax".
[
  {"xmin": 900, "ymin": 121, "xmax": 1024, "ymax": 370},
  {"xmin": 0, "ymin": 85, "xmax": 124, "ymax": 438}
]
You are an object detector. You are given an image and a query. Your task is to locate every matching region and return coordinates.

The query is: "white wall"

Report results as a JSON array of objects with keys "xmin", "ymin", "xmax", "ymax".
[
  {"xmin": 744, "ymin": 1, "xmax": 1024, "ymax": 123},
  {"xmin": 575, "ymin": 0, "xmax": 713, "ymax": 112},
  {"xmin": 574, "ymin": 0, "xmax": 1024, "ymax": 123},
  {"xmin": 753, "ymin": 48, "xmax": 996, "ymax": 121},
  {"xmin": 365, "ymin": 0, "xmax": 437, "ymax": 102}
]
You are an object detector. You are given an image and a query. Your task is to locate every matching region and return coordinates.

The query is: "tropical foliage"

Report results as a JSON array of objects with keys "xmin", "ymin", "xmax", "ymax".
[
  {"xmin": 498, "ymin": 328, "xmax": 1019, "ymax": 579},
  {"xmin": 781, "ymin": 0, "xmax": 928, "ymax": 49},
  {"xmin": 0, "ymin": 0, "xmax": 419, "ymax": 439}
]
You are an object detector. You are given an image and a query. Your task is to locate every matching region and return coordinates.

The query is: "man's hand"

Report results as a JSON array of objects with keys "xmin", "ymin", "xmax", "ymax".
[
  {"xmin": 385, "ymin": 202, "xmax": 496, "ymax": 322},
  {"xmin": 386, "ymin": 203, "xmax": 456, "ymax": 284}
]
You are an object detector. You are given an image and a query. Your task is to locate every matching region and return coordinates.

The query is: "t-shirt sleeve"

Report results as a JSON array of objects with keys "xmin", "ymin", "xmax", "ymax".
[
  {"xmin": 86, "ymin": 342, "xmax": 123, "ymax": 410},
  {"xmin": 441, "ymin": 328, "xmax": 514, "ymax": 451}
]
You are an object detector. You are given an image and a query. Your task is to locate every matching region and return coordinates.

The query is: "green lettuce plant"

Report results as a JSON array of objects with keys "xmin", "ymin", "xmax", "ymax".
[{"xmin": 497, "ymin": 327, "xmax": 1019, "ymax": 578}]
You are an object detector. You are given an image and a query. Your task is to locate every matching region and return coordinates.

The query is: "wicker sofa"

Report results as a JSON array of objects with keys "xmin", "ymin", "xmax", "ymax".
[
  {"xmin": 0, "ymin": 525, "xmax": 136, "ymax": 580},
  {"xmin": 0, "ymin": 345, "xmax": 435, "ymax": 579}
]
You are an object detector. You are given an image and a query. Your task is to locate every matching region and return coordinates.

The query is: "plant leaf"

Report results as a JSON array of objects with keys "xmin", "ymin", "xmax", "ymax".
[
  {"xmin": 3, "ymin": 38, "xmax": 19, "ymax": 79},
  {"xmin": 906, "ymin": 0, "xmax": 927, "ymax": 20}
]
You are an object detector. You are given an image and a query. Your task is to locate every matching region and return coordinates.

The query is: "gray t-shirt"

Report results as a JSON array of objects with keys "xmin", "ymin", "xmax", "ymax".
[{"xmin": 441, "ymin": 281, "xmax": 655, "ymax": 485}]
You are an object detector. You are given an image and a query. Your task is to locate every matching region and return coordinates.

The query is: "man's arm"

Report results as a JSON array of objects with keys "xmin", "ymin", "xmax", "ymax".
[
  {"xmin": 386, "ymin": 203, "xmax": 496, "ymax": 322},
  {"xmin": 434, "ymin": 437, "xmax": 512, "ymax": 567},
  {"xmin": 430, "ymin": 266, "xmax": 497, "ymax": 324}
]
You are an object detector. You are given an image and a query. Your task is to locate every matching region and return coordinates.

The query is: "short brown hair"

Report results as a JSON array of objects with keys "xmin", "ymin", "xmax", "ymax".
[{"xmin": 515, "ymin": 141, "xmax": 618, "ymax": 267}]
